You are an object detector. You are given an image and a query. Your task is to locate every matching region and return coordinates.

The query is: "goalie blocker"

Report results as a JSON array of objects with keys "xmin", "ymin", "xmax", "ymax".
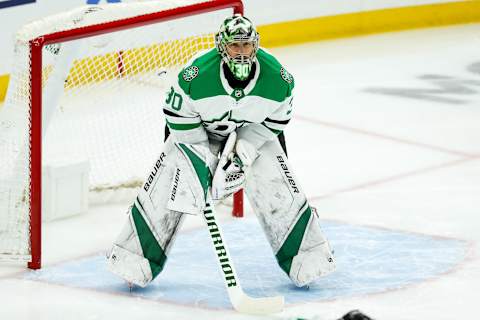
[{"xmin": 107, "ymin": 136, "xmax": 335, "ymax": 289}]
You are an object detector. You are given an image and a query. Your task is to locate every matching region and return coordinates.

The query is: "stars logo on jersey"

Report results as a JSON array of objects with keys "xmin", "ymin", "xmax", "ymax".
[
  {"xmin": 280, "ymin": 67, "xmax": 293, "ymax": 84},
  {"xmin": 182, "ymin": 66, "xmax": 199, "ymax": 82},
  {"xmin": 203, "ymin": 112, "xmax": 248, "ymax": 138}
]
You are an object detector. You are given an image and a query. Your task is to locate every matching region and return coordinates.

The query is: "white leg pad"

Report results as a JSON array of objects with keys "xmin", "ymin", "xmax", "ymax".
[
  {"xmin": 107, "ymin": 244, "xmax": 153, "ymax": 288},
  {"xmin": 289, "ymin": 240, "xmax": 336, "ymax": 287}
]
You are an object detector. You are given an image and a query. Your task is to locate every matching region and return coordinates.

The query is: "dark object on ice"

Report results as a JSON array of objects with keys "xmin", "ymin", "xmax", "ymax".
[{"xmin": 339, "ymin": 310, "xmax": 373, "ymax": 320}]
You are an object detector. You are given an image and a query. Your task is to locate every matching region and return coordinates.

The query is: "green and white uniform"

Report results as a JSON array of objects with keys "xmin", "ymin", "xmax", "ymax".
[
  {"xmin": 107, "ymin": 48, "xmax": 335, "ymax": 289},
  {"xmin": 164, "ymin": 48, "xmax": 294, "ymax": 147}
]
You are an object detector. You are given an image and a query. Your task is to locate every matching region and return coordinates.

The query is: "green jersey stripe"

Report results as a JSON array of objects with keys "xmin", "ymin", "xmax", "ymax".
[{"xmin": 166, "ymin": 120, "xmax": 202, "ymax": 130}]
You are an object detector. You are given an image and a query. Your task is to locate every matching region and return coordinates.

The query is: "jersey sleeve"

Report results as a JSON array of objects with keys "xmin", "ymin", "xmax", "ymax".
[
  {"xmin": 163, "ymin": 77, "xmax": 208, "ymax": 146},
  {"xmin": 260, "ymin": 61, "xmax": 295, "ymax": 136},
  {"xmin": 237, "ymin": 70, "xmax": 294, "ymax": 150},
  {"xmin": 262, "ymin": 92, "xmax": 293, "ymax": 135}
]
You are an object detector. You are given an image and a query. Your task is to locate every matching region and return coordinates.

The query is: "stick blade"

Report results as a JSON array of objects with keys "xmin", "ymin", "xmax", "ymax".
[{"xmin": 229, "ymin": 287, "xmax": 284, "ymax": 315}]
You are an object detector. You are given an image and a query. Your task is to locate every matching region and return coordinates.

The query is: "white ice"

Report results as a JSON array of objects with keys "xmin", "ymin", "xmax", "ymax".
[{"xmin": 1, "ymin": 23, "xmax": 479, "ymax": 320}]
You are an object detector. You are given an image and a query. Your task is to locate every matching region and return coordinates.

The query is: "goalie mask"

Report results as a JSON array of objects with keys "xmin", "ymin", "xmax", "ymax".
[{"xmin": 215, "ymin": 14, "xmax": 259, "ymax": 81}]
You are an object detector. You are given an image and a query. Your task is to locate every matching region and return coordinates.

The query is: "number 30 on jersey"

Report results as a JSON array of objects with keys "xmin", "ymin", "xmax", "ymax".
[{"xmin": 166, "ymin": 87, "xmax": 183, "ymax": 111}]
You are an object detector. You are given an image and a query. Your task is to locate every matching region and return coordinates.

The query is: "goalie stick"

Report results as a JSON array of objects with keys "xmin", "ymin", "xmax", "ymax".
[{"xmin": 202, "ymin": 198, "xmax": 284, "ymax": 315}]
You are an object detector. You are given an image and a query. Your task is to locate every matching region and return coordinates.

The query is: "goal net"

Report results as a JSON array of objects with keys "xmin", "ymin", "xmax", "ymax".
[{"xmin": 0, "ymin": 0, "xmax": 243, "ymax": 269}]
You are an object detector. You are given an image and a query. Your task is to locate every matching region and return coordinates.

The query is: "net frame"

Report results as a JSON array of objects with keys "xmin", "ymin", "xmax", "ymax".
[{"xmin": 15, "ymin": 0, "xmax": 244, "ymax": 270}]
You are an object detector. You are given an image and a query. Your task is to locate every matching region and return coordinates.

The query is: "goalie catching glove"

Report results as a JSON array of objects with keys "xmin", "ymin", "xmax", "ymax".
[{"xmin": 211, "ymin": 132, "xmax": 246, "ymax": 200}]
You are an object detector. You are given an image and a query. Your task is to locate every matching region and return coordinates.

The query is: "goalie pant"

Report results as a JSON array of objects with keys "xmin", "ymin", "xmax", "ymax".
[{"xmin": 107, "ymin": 138, "xmax": 335, "ymax": 288}]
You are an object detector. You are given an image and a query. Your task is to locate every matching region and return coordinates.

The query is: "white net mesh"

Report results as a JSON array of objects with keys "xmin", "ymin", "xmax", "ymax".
[
  {"xmin": 0, "ymin": 0, "xmax": 232, "ymax": 262},
  {"xmin": 0, "ymin": 38, "xmax": 32, "ymax": 261}
]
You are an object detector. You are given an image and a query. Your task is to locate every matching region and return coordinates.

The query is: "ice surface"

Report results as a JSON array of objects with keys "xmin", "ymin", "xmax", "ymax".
[
  {"xmin": 1, "ymin": 23, "xmax": 480, "ymax": 320},
  {"xmin": 23, "ymin": 219, "xmax": 467, "ymax": 309}
]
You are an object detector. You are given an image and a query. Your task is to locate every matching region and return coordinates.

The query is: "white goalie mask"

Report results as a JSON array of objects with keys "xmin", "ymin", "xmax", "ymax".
[{"xmin": 215, "ymin": 14, "xmax": 259, "ymax": 81}]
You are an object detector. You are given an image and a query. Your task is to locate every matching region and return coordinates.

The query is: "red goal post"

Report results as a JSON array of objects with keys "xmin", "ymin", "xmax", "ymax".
[{"xmin": 0, "ymin": 0, "xmax": 244, "ymax": 270}]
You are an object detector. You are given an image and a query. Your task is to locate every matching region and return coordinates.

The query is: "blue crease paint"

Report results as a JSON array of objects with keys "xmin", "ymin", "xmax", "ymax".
[{"xmin": 24, "ymin": 219, "xmax": 468, "ymax": 310}]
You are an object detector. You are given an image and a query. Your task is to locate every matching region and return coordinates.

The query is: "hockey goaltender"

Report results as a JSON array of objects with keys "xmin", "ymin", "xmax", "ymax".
[{"xmin": 106, "ymin": 13, "xmax": 336, "ymax": 314}]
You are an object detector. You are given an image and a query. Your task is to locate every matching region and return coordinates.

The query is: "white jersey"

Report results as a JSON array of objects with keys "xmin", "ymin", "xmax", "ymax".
[{"xmin": 163, "ymin": 48, "xmax": 294, "ymax": 146}]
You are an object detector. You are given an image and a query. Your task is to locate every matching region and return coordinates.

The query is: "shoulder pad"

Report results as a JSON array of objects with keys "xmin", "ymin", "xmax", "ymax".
[
  {"xmin": 182, "ymin": 65, "xmax": 199, "ymax": 82},
  {"xmin": 280, "ymin": 67, "xmax": 294, "ymax": 84},
  {"xmin": 257, "ymin": 48, "xmax": 294, "ymax": 87}
]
